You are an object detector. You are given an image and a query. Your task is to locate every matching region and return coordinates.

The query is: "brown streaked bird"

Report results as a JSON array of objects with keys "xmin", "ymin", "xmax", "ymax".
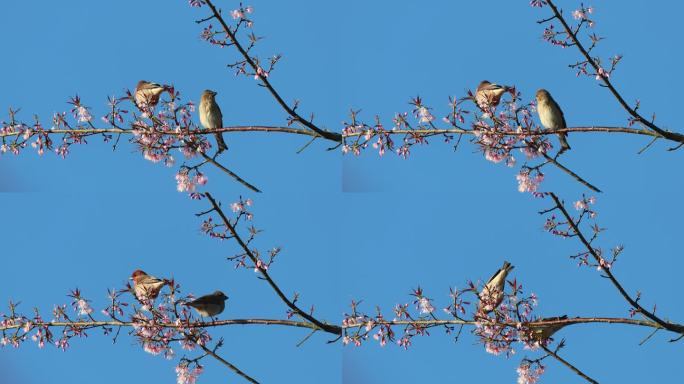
[
  {"xmin": 528, "ymin": 315, "xmax": 568, "ymax": 341},
  {"xmin": 475, "ymin": 80, "xmax": 510, "ymax": 109},
  {"xmin": 130, "ymin": 269, "xmax": 167, "ymax": 302},
  {"xmin": 535, "ymin": 89, "xmax": 571, "ymax": 154},
  {"xmin": 199, "ymin": 89, "xmax": 228, "ymax": 153},
  {"xmin": 184, "ymin": 290, "xmax": 229, "ymax": 318},
  {"xmin": 134, "ymin": 80, "xmax": 166, "ymax": 109},
  {"xmin": 478, "ymin": 261, "xmax": 514, "ymax": 314}
]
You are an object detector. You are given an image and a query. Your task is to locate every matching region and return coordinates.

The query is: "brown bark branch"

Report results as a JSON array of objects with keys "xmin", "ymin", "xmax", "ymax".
[
  {"xmin": 202, "ymin": 0, "xmax": 342, "ymax": 143},
  {"xmin": 0, "ymin": 318, "xmax": 322, "ymax": 332},
  {"xmin": 342, "ymin": 126, "xmax": 664, "ymax": 139},
  {"xmin": 548, "ymin": 192, "xmax": 684, "ymax": 336},
  {"xmin": 544, "ymin": 0, "xmax": 684, "ymax": 145},
  {"xmin": 0, "ymin": 125, "xmax": 324, "ymax": 139},
  {"xmin": 204, "ymin": 192, "xmax": 342, "ymax": 336},
  {"xmin": 0, "ymin": 125, "xmax": 667, "ymax": 142},
  {"xmin": 342, "ymin": 316, "xmax": 667, "ymax": 331}
]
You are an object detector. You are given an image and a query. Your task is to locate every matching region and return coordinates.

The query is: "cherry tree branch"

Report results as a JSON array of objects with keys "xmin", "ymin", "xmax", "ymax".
[
  {"xmin": 0, "ymin": 125, "xmax": 323, "ymax": 139},
  {"xmin": 543, "ymin": 0, "xmax": 684, "ymax": 145},
  {"xmin": 0, "ymin": 125, "xmax": 659, "ymax": 141},
  {"xmin": 342, "ymin": 126, "xmax": 665, "ymax": 140},
  {"xmin": 203, "ymin": 192, "xmax": 342, "ymax": 336},
  {"xmin": 341, "ymin": 316, "xmax": 666, "ymax": 331},
  {"xmin": 200, "ymin": 0, "xmax": 341, "ymax": 143},
  {"xmin": 0, "ymin": 318, "xmax": 322, "ymax": 332},
  {"xmin": 548, "ymin": 192, "xmax": 684, "ymax": 336}
]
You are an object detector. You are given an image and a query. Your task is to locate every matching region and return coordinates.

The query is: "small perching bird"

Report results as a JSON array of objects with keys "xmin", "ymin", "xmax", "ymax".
[
  {"xmin": 478, "ymin": 261, "xmax": 514, "ymax": 314},
  {"xmin": 184, "ymin": 290, "xmax": 229, "ymax": 318},
  {"xmin": 134, "ymin": 80, "xmax": 167, "ymax": 109},
  {"xmin": 528, "ymin": 315, "xmax": 568, "ymax": 341},
  {"xmin": 475, "ymin": 80, "xmax": 511, "ymax": 109},
  {"xmin": 199, "ymin": 89, "xmax": 228, "ymax": 153},
  {"xmin": 535, "ymin": 89, "xmax": 571, "ymax": 155},
  {"xmin": 130, "ymin": 269, "xmax": 168, "ymax": 303}
]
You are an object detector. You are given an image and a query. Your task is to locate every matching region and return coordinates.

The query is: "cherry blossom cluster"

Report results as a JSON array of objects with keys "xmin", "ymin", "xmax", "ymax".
[
  {"xmin": 342, "ymin": 277, "xmax": 571, "ymax": 382},
  {"xmin": 198, "ymin": 195, "xmax": 278, "ymax": 273},
  {"xmin": 193, "ymin": 3, "xmax": 280, "ymax": 85},
  {"xmin": 473, "ymin": 279, "xmax": 542, "ymax": 356},
  {"xmin": 2, "ymin": 191, "xmax": 339, "ymax": 384},
  {"xmin": 342, "ymin": 90, "xmax": 561, "ymax": 194},
  {"xmin": 517, "ymin": 358, "xmax": 546, "ymax": 384},
  {"xmin": 540, "ymin": 193, "xmax": 620, "ymax": 270},
  {"xmin": 0, "ymin": 87, "xmax": 239, "ymax": 195},
  {"xmin": 0, "ymin": 279, "xmax": 232, "ymax": 384},
  {"xmin": 534, "ymin": 3, "xmax": 623, "ymax": 84},
  {"xmin": 355, "ymin": 284, "xmax": 529, "ymax": 342}
]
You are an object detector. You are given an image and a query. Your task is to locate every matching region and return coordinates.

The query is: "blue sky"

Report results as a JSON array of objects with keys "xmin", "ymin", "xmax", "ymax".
[{"xmin": 1, "ymin": 1, "xmax": 682, "ymax": 383}]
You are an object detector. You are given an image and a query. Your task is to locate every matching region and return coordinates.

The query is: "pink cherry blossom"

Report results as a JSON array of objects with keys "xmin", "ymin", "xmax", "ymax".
[
  {"xmin": 176, "ymin": 364, "xmax": 203, "ymax": 384},
  {"xmin": 517, "ymin": 362, "xmax": 545, "ymax": 384}
]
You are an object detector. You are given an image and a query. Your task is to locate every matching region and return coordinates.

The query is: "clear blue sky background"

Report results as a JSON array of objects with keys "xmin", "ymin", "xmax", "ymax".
[{"xmin": 0, "ymin": 1, "xmax": 682, "ymax": 383}]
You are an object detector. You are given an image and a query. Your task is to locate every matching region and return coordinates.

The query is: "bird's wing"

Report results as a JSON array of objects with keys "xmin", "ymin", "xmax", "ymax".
[
  {"xmin": 141, "ymin": 275, "xmax": 165, "ymax": 285},
  {"xmin": 216, "ymin": 104, "xmax": 223, "ymax": 128},
  {"xmin": 539, "ymin": 315, "xmax": 568, "ymax": 322},
  {"xmin": 485, "ymin": 83, "xmax": 506, "ymax": 91},
  {"xmin": 485, "ymin": 261, "xmax": 512, "ymax": 284},
  {"xmin": 485, "ymin": 267, "xmax": 503, "ymax": 285},
  {"xmin": 551, "ymin": 96, "xmax": 567, "ymax": 128},
  {"xmin": 189, "ymin": 294, "xmax": 216, "ymax": 306},
  {"xmin": 143, "ymin": 82, "xmax": 163, "ymax": 89}
]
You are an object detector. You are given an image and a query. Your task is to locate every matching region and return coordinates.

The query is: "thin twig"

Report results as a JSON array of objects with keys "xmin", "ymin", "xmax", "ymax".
[
  {"xmin": 295, "ymin": 328, "xmax": 318, "ymax": 347},
  {"xmin": 637, "ymin": 136, "xmax": 659, "ymax": 155},
  {"xmin": 295, "ymin": 135, "xmax": 319, "ymax": 154}
]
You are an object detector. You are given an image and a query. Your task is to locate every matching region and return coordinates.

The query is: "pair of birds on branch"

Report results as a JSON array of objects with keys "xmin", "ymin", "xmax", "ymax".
[
  {"xmin": 137, "ymin": 79, "xmax": 570, "ymax": 156},
  {"xmin": 134, "ymin": 80, "xmax": 228, "ymax": 153},
  {"xmin": 478, "ymin": 261, "xmax": 568, "ymax": 341},
  {"xmin": 131, "ymin": 265, "xmax": 563, "ymax": 339},
  {"xmin": 130, "ymin": 269, "xmax": 228, "ymax": 318},
  {"xmin": 476, "ymin": 80, "xmax": 571, "ymax": 155}
]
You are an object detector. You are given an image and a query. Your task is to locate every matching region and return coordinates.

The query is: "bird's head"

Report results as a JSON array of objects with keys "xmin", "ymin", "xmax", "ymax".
[
  {"xmin": 535, "ymin": 89, "xmax": 550, "ymax": 101},
  {"xmin": 478, "ymin": 80, "xmax": 491, "ymax": 88},
  {"xmin": 203, "ymin": 89, "xmax": 217, "ymax": 98},
  {"xmin": 130, "ymin": 269, "xmax": 147, "ymax": 281},
  {"xmin": 213, "ymin": 290, "xmax": 229, "ymax": 301},
  {"xmin": 136, "ymin": 80, "xmax": 166, "ymax": 91}
]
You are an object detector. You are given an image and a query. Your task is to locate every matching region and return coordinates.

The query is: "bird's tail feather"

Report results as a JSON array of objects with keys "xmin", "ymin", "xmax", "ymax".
[{"xmin": 215, "ymin": 133, "xmax": 228, "ymax": 153}]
